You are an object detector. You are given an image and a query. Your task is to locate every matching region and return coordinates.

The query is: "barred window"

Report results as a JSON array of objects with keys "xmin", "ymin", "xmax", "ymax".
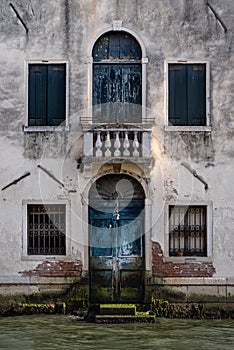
[
  {"xmin": 27, "ymin": 204, "xmax": 66, "ymax": 255},
  {"xmin": 169, "ymin": 206, "xmax": 207, "ymax": 257}
]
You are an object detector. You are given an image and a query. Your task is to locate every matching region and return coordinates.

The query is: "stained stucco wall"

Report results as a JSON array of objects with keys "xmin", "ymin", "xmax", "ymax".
[{"xmin": 0, "ymin": 0, "xmax": 233, "ymax": 284}]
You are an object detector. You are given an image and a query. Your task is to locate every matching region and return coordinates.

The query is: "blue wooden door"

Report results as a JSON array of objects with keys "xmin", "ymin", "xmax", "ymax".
[{"xmin": 89, "ymin": 175, "xmax": 145, "ymax": 303}]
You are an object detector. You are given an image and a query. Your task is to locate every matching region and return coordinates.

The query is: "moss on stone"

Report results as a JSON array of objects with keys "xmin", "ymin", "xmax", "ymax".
[
  {"xmin": 152, "ymin": 286, "xmax": 187, "ymax": 302},
  {"xmin": 100, "ymin": 304, "xmax": 135, "ymax": 308}
]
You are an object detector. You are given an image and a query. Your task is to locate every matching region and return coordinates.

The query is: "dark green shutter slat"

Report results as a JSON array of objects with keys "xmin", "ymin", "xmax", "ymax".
[
  {"xmin": 28, "ymin": 65, "xmax": 47, "ymax": 126},
  {"xmin": 47, "ymin": 64, "xmax": 66, "ymax": 126},
  {"xmin": 187, "ymin": 64, "xmax": 206, "ymax": 126},
  {"xmin": 169, "ymin": 64, "xmax": 187, "ymax": 126}
]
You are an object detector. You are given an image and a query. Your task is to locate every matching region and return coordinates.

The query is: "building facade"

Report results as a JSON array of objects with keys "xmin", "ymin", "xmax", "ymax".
[{"xmin": 0, "ymin": 0, "xmax": 234, "ymax": 305}]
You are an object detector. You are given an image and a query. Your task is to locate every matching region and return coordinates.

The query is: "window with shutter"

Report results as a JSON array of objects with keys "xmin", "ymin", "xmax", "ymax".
[
  {"xmin": 168, "ymin": 63, "xmax": 206, "ymax": 126},
  {"xmin": 28, "ymin": 63, "xmax": 66, "ymax": 126}
]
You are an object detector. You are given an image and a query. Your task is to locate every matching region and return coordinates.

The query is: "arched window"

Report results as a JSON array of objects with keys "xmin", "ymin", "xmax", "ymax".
[{"xmin": 92, "ymin": 31, "xmax": 142, "ymax": 123}]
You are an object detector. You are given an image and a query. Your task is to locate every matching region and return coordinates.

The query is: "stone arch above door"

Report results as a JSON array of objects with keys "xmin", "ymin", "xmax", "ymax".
[
  {"xmin": 87, "ymin": 21, "xmax": 147, "ymax": 59},
  {"xmin": 89, "ymin": 173, "xmax": 145, "ymax": 200},
  {"xmin": 82, "ymin": 162, "xmax": 151, "ymax": 202}
]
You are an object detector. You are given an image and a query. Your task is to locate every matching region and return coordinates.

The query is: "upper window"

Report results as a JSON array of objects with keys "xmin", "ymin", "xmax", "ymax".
[
  {"xmin": 169, "ymin": 205, "xmax": 207, "ymax": 257},
  {"xmin": 28, "ymin": 63, "xmax": 66, "ymax": 127},
  {"xmin": 92, "ymin": 31, "xmax": 142, "ymax": 123},
  {"xmin": 168, "ymin": 63, "xmax": 207, "ymax": 126},
  {"xmin": 27, "ymin": 204, "xmax": 66, "ymax": 255}
]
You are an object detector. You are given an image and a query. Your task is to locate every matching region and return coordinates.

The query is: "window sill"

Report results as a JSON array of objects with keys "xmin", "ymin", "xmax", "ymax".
[
  {"xmin": 165, "ymin": 126, "xmax": 211, "ymax": 132},
  {"xmin": 163, "ymin": 256, "xmax": 213, "ymax": 263},
  {"xmin": 21, "ymin": 255, "xmax": 67, "ymax": 261},
  {"xmin": 23, "ymin": 125, "xmax": 69, "ymax": 132}
]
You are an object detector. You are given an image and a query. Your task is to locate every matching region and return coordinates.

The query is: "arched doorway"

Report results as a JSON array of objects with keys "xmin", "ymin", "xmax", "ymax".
[{"xmin": 89, "ymin": 174, "xmax": 145, "ymax": 303}]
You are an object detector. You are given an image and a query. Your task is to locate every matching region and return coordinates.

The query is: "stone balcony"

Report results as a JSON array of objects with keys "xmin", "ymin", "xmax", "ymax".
[{"xmin": 82, "ymin": 124, "xmax": 152, "ymax": 178}]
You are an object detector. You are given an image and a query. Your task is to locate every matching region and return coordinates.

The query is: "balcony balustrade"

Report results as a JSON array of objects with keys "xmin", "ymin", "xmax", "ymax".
[{"xmin": 83, "ymin": 126, "xmax": 151, "ymax": 160}]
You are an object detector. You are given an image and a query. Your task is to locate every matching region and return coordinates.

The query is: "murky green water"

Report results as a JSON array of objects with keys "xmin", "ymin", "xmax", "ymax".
[{"xmin": 0, "ymin": 315, "xmax": 233, "ymax": 350}]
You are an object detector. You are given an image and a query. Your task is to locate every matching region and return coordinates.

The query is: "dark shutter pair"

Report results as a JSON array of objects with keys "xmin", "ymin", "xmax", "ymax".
[
  {"xmin": 169, "ymin": 64, "xmax": 206, "ymax": 126},
  {"xmin": 28, "ymin": 64, "xmax": 66, "ymax": 126}
]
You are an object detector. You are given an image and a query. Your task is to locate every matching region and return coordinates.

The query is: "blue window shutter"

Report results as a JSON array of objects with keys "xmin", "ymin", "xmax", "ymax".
[
  {"xmin": 47, "ymin": 64, "xmax": 66, "ymax": 126},
  {"xmin": 28, "ymin": 65, "xmax": 47, "ymax": 126},
  {"xmin": 187, "ymin": 64, "xmax": 206, "ymax": 126},
  {"xmin": 168, "ymin": 64, "xmax": 187, "ymax": 126}
]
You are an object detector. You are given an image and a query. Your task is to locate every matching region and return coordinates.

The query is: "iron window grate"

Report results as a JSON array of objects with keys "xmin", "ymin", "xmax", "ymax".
[{"xmin": 27, "ymin": 204, "xmax": 66, "ymax": 255}]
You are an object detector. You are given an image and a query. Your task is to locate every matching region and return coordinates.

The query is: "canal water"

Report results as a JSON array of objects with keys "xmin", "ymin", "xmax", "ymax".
[{"xmin": 0, "ymin": 315, "xmax": 233, "ymax": 350}]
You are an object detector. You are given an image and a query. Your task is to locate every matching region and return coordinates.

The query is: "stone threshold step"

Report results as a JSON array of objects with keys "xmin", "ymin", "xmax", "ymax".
[{"xmin": 100, "ymin": 304, "xmax": 136, "ymax": 316}]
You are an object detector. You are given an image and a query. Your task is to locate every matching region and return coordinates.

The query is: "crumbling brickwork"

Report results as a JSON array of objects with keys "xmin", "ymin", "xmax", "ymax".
[
  {"xmin": 152, "ymin": 242, "xmax": 216, "ymax": 278},
  {"xmin": 20, "ymin": 260, "xmax": 82, "ymax": 277}
]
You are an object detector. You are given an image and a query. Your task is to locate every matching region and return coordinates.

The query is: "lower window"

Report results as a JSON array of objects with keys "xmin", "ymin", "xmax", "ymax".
[
  {"xmin": 169, "ymin": 206, "xmax": 207, "ymax": 257},
  {"xmin": 27, "ymin": 204, "xmax": 66, "ymax": 255}
]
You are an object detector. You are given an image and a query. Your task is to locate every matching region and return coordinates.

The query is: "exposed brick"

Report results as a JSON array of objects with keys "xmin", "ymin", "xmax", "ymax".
[
  {"xmin": 152, "ymin": 241, "xmax": 215, "ymax": 278},
  {"xmin": 19, "ymin": 260, "xmax": 82, "ymax": 277}
]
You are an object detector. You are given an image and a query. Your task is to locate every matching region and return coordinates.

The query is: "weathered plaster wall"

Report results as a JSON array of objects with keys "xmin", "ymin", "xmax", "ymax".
[{"xmin": 0, "ymin": 0, "xmax": 233, "ymax": 294}]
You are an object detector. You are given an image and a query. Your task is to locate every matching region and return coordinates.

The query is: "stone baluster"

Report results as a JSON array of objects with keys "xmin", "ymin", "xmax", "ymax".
[
  {"xmin": 105, "ymin": 131, "xmax": 111, "ymax": 157},
  {"xmin": 114, "ymin": 131, "xmax": 121, "ymax": 157},
  {"xmin": 95, "ymin": 131, "xmax": 102, "ymax": 157},
  {"xmin": 123, "ymin": 131, "xmax": 130, "ymax": 156},
  {"xmin": 133, "ymin": 131, "xmax": 139, "ymax": 157}
]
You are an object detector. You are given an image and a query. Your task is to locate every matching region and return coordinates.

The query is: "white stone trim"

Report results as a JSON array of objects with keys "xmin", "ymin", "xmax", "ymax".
[
  {"xmin": 24, "ymin": 60, "xmax": 69, "ymax": 131},
  {"xmin": 165, "ymin": 126, "xmax": 212, "ymax": 132},
  {"xmin": 22, "ymin": 199, "xmax": 71, "ymax": 260},
  {"xmin": 145, "ymin": 198, "xmax": 152, "ymax": 272},
  {"xmin": 112, "ymin": 20, "xmax": 123, "ymax": 31},
  {"xmin": 164, "ymin": 60, "xmax": 211, "ymax": 130},
  {"xmin": 82, "ymin": 170, "xmax": 151, "ymax": 201},
  {"xmin": 87, "ymin": 24, "xmax": 147, "ymax": 58},
  {"xmin": 164, "ymin": 201, "xmax": 213, "ymax": 260},
  {"xmin": 82, "ymin": 201, "xmax": 89, "ymax": 271}
]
